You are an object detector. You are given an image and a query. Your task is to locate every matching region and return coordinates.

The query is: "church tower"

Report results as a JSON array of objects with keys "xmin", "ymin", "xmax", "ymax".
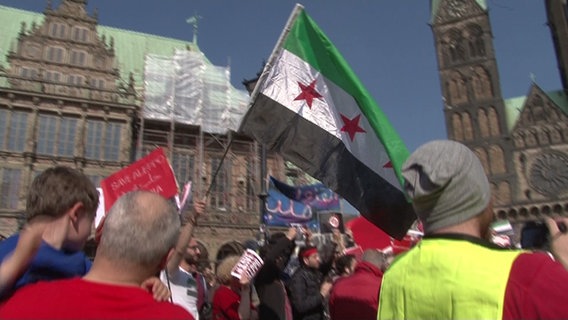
[
  {"xmin": 430, "ymin": 0, "xmax": 516, "ymax": 208},
  {"xmin": 546, "ymin": 0, "xmax": 568, "ymax": 92}
]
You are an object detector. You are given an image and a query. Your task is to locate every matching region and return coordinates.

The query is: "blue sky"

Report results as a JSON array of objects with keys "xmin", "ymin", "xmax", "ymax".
[{"xmin": 0, "ymin": 0, "xmax": 561, "ymax": 152}]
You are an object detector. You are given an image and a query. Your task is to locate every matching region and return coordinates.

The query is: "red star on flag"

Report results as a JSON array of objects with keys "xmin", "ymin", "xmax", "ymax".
[
  {"xmin": 340, "ymin": 114, "xmax": 366, "ymax": 141},
  {"xmin": 294, "ymin": 80, "xmax": 323, "ymax": 108}
]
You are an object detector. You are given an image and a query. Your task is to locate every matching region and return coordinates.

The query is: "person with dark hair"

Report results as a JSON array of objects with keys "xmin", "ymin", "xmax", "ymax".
[
  {"xmin": 378, "ymin": 140, "xmax": 568, "ymax": 319},
  {"xmin": 0, "ymin": 166, "xmax": 98, "ymax": 296},
  {"xmin": 0, "ymin": 191, "xmax": 193, "ymax": 319},
  {"xmin": 329, "ymin": 250, "xmax": 391, "ymax": 320},
  {"xmin": 0, "ymin": 167, "xmax": 170, "ymax": 301},
  {"xmin": 255, "ymin": 227, "xmax": 297, "ymax": 320},
  {"xmin": 331, "ymin": 254, "xmax": 356, "ymax": 279},
  {"xmin": 287, "ymin": 245, "xmax": 334, "ymax": 320}
]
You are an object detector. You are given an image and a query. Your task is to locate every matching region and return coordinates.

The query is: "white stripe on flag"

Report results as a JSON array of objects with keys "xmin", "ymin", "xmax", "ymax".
[{"xmin": 261, "ymin": 49, "xmax": 400, "ymax": 190}]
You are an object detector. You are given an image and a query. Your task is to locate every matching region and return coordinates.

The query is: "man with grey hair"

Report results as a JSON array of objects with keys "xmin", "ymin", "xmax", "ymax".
[
  {"xmin": 378, "ymin": 140, "xmax": 568, "ymax": 319},
  {"xmin": 0, "ymin": 191, "xmax": 193, "ymax": 319},
  {"xmin": 329, "ymin": 249, "xmax": 391, "ymax": 320}
]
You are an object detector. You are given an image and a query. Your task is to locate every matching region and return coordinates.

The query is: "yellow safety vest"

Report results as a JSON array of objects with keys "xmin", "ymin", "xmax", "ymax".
[{"xmin": 378, "ymin": 237, "xmax": 522, "ymax": 320}]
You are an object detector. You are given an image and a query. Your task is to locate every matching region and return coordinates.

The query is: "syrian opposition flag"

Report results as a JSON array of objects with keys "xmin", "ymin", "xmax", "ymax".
[{"xmin": 239, "ymin": 5, "xmax": 415, "ymax": 238}]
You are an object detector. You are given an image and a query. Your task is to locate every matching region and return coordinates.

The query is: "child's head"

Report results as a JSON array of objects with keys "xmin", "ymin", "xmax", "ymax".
[
  {"xmin": 216, "ymin": 255, "xmax": 241, "ymax": 286},
  {"xmin": 26, "ymin": 166, "xmax": 99, "ymax": 250}
]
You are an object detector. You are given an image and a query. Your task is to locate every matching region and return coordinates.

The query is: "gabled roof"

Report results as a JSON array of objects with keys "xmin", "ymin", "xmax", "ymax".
[
  {"xmin": 0, "ymin": 4, "xmax": 251, "ymax": 134},
  {"xmin": 503, "ymin": 86, "xmax": 568, "ymax": 132},
  {"xmin": 0, "ymin": 5, "xmax": 199, "ymax": 85},
  {"xmin": 430, "ymin": 0, "xmax": 487, "ymax": 23},
  {"xmin": 0, "ymin": 5, "xmax": 40, "ymax": 66}
]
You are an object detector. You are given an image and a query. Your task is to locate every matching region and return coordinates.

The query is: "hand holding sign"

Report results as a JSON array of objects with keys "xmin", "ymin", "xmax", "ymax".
[
  {"xmin": 100, "ymin": 148, "xmax": 178, "ymax": 212},
  {"xmin": 230, "ymin": 249, "xmax": 264, "ymax": 281}
]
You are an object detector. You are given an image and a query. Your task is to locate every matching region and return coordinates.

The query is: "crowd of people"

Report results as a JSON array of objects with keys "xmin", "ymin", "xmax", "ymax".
[{"xmin": 0, "ymin": 139, "xmax": 568, "ymax": 319}]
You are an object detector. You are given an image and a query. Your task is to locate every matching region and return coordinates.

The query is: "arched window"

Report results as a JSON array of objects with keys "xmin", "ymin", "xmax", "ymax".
[
  {"xmin": 472, "ymin": 66, "xmax": 493, "ymax": 99},
  {"xmin": 488, "ymin": 107, "xmax": 500, "ymax": 136},
  {"xmin": 452, "ymin": 113, "xmax": 464, "ymax": 141},
  {"xmin": 513, "ymin": 133, "xmax": 525, "ymax": 148},
  {"xmin": 525, "ymin": 129, "xmax": 537, "ymax": 146},
  {"xmin": 489, "ymin": 145, "xmax": 506, "ymax": 174},
  {"xmin": 478, "ymin": 109, "xmax": 489, "ymax": 138},
  {"xmin": 551, "ymin": 126, "xmax": 562, "ymax": 144},
  {"xmin": 530, "ymin": 95, "xmax": 546, "ymax": 123},
  {"xmin": 474, "ymin": 147, "xmax": 489, "ymax": 174},
  {"xmin": 448, "ymin": 71, "xmax": 467, "ymax": 104},
  {"xmin": 446, "ymin": 29, "xmax": 465, "ymax": 63},
  {"xmin": 538, "ymin": 128, "xmax": 550, "ymax": 145},
  {"xmin": 462, "ymin": 112, "xmax": 474, "ymax": 141},
  {"xmin": 466, "ymin": 24, "xmax": 485, "ymax": 58}
]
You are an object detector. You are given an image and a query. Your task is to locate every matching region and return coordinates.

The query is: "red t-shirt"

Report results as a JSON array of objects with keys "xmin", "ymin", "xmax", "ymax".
[
  {"xmin": 0, "ymin": 277, "xmax": 193, "ymax": 319},
  {"xmin": 329, "ymin": 261, "xmax": 384, "ymax": 320},
  {"xmin": 212, "ymin": 285, "xmax": 255, "ymax": 320},
  {"xmin": 503, "ymin": 252, "xmax": 568, "ymax": 319}
]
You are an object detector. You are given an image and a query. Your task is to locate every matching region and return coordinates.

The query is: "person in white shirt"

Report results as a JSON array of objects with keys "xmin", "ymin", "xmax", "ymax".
[{"xmin": 160, "ymin": 200, "xmax": 206, "ymax": 319}]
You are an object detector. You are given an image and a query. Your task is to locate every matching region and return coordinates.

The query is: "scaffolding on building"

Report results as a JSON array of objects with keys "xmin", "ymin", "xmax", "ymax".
[
  {"xmin": 142, "ymin": 49, "xmax": 249, "ymax": 134},
  {"xmin": 138, "ymin": 49, "xmax": 260, "ymax": 214}
]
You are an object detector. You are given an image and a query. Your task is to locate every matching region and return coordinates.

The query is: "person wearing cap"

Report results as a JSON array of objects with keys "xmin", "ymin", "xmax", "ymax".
[
  {"xmin": 287, "ymin": 245, "xmax": 333, "ymax": 320},
  {"xmin": 377, "ymin": 140, "xmax": 568, "ymax": 319}
]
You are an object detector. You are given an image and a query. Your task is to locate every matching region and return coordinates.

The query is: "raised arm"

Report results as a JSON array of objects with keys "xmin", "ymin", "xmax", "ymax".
[
  {"xmin": 166, "ymin": 199, "xmax": 206, "ymax": 274},
  {"xmin": 0, "ymin": 218, "xmax": 49, "ymax": 297}
]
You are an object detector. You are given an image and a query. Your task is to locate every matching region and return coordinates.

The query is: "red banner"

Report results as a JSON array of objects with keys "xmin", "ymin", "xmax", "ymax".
[{"xmin": 100, "ymin": 148, "xmax": 178, "ymax": 212}]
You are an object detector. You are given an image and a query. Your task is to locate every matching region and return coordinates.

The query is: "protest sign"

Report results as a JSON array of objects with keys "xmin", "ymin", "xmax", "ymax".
[
  {"xmin": 100, "ymin": 148, "xmax": 178, "ymax": 212},
  {"xmin": 230, "ymin": 249, "xmax": 264, "ymax": 280},
  {"xmin": 94, "ymin": 188, "xmax": 105, "ymax": 229}
]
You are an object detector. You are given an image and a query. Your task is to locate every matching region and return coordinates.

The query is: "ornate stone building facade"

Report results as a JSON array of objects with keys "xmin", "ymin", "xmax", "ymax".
[
  {"xmin": 0, "ymin": 0, "xmax": 286, "ymax": 262},
  {"xmin": 0, "ymin": 0, "xmax": 137, "ymax": 236},
  {"xmin": 431, "ymin": 0, "xmax": 568, "ymax": 238}
]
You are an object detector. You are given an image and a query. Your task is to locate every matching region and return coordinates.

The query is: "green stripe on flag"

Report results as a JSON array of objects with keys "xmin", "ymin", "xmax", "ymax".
[{"xmin": 284, "ymin": 10, "xmax": 410, "ymax": 186}]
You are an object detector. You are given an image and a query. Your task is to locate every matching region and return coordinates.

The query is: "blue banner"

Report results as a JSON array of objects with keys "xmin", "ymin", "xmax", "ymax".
[{"xmin": 264, "ymin": 176, "xmax": 340, "ymax": 228}]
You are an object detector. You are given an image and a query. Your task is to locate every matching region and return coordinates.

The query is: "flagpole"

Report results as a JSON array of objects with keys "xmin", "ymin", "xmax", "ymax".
[
  {"xmin": 237, "ymin": 4, "xmax": 303, "ymax": 244},
  {"xmin": 204, "ymin": 134, "xmax": 234, "ymax": 199},
  {"xmin": 238, "ymin": 3, "xmax": 304, "ymax": 132},
  {"xmin": 258, "ymin": 143, "xmax": 267, "ymax": 242}
]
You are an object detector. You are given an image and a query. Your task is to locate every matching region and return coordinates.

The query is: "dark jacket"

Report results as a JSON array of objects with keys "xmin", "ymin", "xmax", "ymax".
[
  {"xmin": 255, "ymin": 236, "xmax": 296, "ymax": 320},
  {"xmin": 328, "ymin": 261, "xmax": 384, "ymax": 320},
  {"xmin": 287, "ymin": 267, "xmax": 326, "ymax": 320}
]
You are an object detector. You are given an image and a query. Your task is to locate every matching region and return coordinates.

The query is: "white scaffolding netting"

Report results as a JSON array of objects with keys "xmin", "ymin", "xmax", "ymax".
[{"xmin": 143, "ymin": 49, "xmax": 250, "ymax": 134}]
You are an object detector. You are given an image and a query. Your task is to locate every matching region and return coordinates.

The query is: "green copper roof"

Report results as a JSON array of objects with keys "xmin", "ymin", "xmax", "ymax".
[
  {"xmin": 504, "ymin": 89, "xmax": 568, "ymax": 131},
  {"xmin": 0, "ymin": 5, "xmax": 200, "ymax": 85},
  {"xmin": 546, "ymin": 89, "xmax": 568, "ymax": 114},
  {"xmin": 430, "ymin": 0, "xmax": 488, "ymax": 23},
  {"xmin": 0, "ymin": 4, "xmax": 250, "ymax": 134},
  {"xmin": 503, "ymin": 95, "xmax": 525, "ymax": 131},
  {"xmin": 97, "ymin": 25, "xmax": 199, "ymax": 85},
  {"xmin": 0, "ymin": 5, "xmax": 42, "ymax": 66}
]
